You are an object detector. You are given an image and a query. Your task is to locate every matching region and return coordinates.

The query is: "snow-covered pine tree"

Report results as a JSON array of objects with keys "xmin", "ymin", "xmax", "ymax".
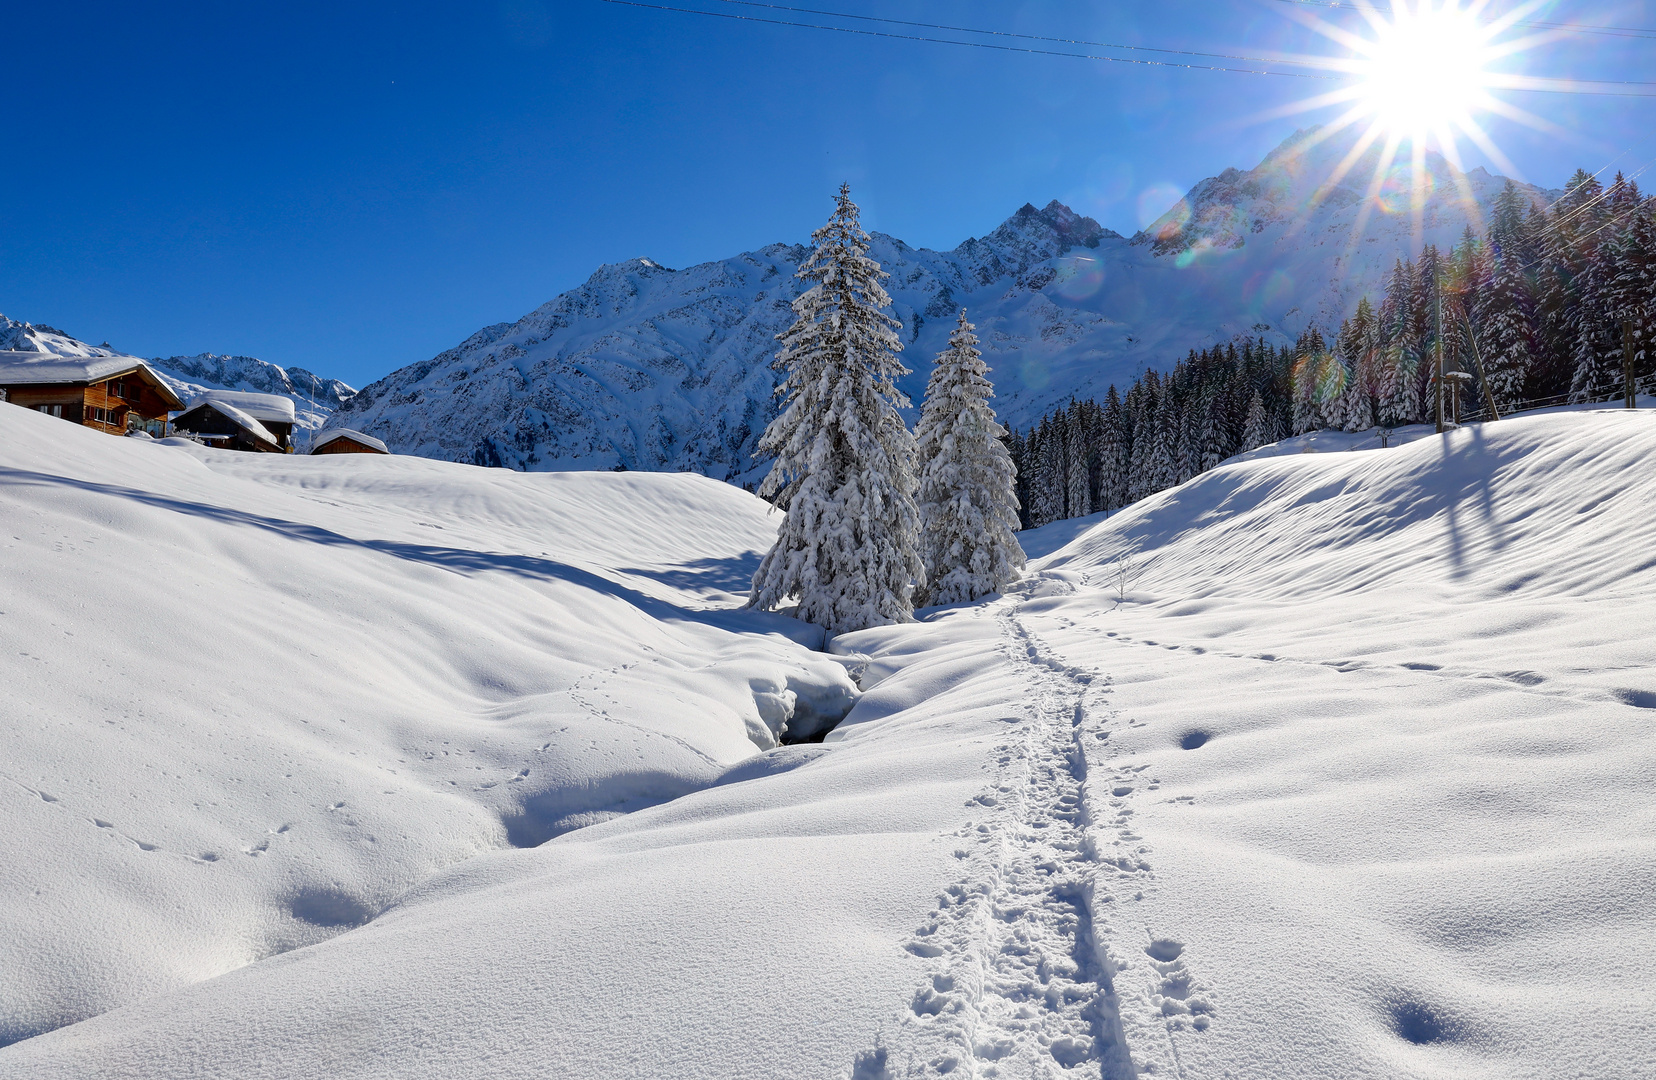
[
  {"xmin": 1127, "ymin": 378, "xmax": 1158, "ymax": 502},
  {"xmin": 1242, "ymin": 390, "xmax": 1274, "ymax": 451},
  {"xmin": 748, "ymin": 184, "xmax": 923, "ymax": 634},
  {"xmin": 1338, "ymin": 300, "xmax": 1377, "ymax": 431},
  {"xmin": 1065, "ymin": 400, "xmax": 1093, "ymax": 518},
  {"xmin": 1376, "ymin": 260, "xmax": 1418, "ymax": 426},
  {"xmin": 1604, "ymin": 202, "xmax": 1656, "ymax": 394},
  {"xmin": 1200, "ymin": 392, "xmax": 1231, "ymax": 471},
  {"xmin": 1029, "ymin": 415, "xmax": 1066, "ymax": 526},
  {"xmin": 1569, "ymin": 252, "xmax": 1619, "ymax": 402},
  {"xmin": 1098, "ymin": 386, "xmax": 1129, "ymax": 512},
  {"xmin": 1475, "ymin": 231, "xmax": 1538, "ymax": 408},
  {"xmin": 914, "ymin": 310, "xmax": 1026, "ymax": 607},
  {"xmin": 1149, "ymin": 394, "xmax": 1179, "ymax": 493}
]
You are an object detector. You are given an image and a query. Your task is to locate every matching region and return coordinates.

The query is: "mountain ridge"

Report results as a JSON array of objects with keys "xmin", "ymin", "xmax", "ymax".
[{"xmin": 328, "ymin": 126, "xmax": 1558, "ymax": 483}]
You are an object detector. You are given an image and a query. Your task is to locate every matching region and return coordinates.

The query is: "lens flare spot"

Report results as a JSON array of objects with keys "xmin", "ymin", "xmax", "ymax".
[
  {"xmin": 1019, "ymin": 355, "xmax": 1050, "ymax": 391},
  {"xmin": 1053, "ymin": 258, "xmax": 1105, "ymax": 300},
  {"xmin": 1262, "ymin": 270, "xmax": 1295, "ymax": 307},
  {"xmin": 1370, "ymin": 162, "xmax": 1437, "ymax": 215},
  {"xmin": 1137, "ymin": 183, "xmax": 1188, "ymax": 232}
]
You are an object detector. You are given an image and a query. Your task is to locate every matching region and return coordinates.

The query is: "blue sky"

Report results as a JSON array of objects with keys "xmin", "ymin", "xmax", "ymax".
[{"xmin": 4, "ymin": 1, "xmax": 1651, "ymax": 389}]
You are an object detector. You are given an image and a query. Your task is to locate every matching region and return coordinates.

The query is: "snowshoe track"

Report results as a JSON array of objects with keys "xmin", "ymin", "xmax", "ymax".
[
  {"xmin": 891, "ymin": 583, "xmax": 1217, "ymax": 1078},
  {"xmin": 895, "ymin": 593, "xmax": 1140, "ymax": 1077}
]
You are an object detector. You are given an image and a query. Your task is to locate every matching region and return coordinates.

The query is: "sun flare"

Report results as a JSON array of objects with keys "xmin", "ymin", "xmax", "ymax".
[{"xmin": 1354, "ymin": 4, "xmax": 1495, "ymax": 135}]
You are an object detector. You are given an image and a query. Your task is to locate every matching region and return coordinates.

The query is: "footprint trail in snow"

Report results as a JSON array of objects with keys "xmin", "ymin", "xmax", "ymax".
[{"xmin": 891, "ymin": 581, "xmax": 1214, "ymax": 1077}]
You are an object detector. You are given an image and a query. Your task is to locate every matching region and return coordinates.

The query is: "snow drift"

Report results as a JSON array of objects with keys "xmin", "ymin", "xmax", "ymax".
[
  {"xmin": 3, "ymin": 405, "xmax": 1654, "ymax": 1079},
  {"xmin": 0, "ymin": 404, "xmax": 855, "ymax": 1047}
]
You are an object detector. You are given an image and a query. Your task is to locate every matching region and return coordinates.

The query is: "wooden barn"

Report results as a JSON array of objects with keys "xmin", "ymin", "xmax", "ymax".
[
  {"xmin": 310, "ymin": 429, "xmax": 390, "ymax": 456},
  {"xmin": 0, "ymin": 350, "xmax": 183, "ymax": 437},
  {"xmin": 172, "ymin": 390, "xmax": 298, "ymax": 453}
]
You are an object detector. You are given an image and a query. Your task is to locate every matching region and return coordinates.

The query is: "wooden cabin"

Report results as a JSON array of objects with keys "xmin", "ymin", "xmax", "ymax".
[
  {"xmin": 173, "ymin": 390, "xmax": 297, "ymax": 451},
  {"xmin": 310, "ymin": 429, "xmax": 390, "ymax": 456},
  {"xmin": 0, "ymin": 350, "xmax": 183, "ymax": 437},
  {"xmin": 170, "ymin": 397, "xmax": 285, "ymax": 454}
]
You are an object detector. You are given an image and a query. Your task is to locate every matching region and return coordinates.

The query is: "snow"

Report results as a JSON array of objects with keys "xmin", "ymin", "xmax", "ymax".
[
  {"xmin": 3, "ymin": 402, "xmax": 1655, "ymax": 1078},
  {"xmin": 176, "ymin": 398, "xmax": 283, "ymax": 448},
  {"xmin": 183, "ymin": 389, "xmax": 297, "ymax": 424},
  {"xmin": 310, "ymin": 428, "xmax": 389, "ymax": 454},
  {"xmin": 0, "ymin": 350, "xmax": 166, "ymax": 387}
]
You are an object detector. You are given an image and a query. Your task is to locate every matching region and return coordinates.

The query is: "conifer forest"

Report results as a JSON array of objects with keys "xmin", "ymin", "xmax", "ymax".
[{"xmin": 1009, "ymin": 169, "xmax": 1655, "ymax": 527}]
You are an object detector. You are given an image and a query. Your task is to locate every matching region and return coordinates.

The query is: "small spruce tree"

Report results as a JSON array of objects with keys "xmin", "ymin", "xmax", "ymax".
[{"xmin": 914, "ymin": 311, "xmax": 1026, "ymax": 606}]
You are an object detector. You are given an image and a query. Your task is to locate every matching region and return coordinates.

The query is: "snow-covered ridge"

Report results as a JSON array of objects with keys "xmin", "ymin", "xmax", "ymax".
[
  {"xmin": 328, "ymin": 126, "xmax": 1559, "ymax": 481},
  {"xmin": 0, "ymin": 314, "xmax": 354, "ymax": 435}
]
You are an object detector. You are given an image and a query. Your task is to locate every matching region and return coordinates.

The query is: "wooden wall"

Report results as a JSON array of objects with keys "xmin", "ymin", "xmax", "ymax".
[{"xmin": 313, "ymin": 438, "xmax": 386, "ymax": 455}]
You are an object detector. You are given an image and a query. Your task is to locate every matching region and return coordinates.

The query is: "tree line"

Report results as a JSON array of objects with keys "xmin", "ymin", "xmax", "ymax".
[{"xmin": 1009, "ymin": 168, "xmax": 1655, "ymax": 529}]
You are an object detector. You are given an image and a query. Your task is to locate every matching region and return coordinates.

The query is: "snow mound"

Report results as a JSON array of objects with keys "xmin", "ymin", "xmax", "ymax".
[{"xmin": 0, "ymin": 403, "xmax": 854, "ymax": 1046}]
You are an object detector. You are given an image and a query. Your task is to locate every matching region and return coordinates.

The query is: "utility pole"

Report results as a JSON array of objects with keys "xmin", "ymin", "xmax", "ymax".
[
  {"xmin": 1625, "ymin": 320, "xmax": 1637, "ymax": 409},
  {"xmin": 1434, "ymin": 289, "xmax": 1446, "ymax": 434},
  {"xmin": 1459, "ymin": 306, "xmax": 1500, "ymax": 422}
]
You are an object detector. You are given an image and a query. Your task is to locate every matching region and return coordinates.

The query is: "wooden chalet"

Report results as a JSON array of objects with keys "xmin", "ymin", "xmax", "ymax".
[
  {"xmin": 172, "ymin": 390, "xmax": 297, "ymax": 453},
  {"xmin": 310, "ymin": 429, "xmax": 390, "ymax": 456},
  {"xmin": 0, "ymin": 350, "xmax": 183, "ymax": 437}
]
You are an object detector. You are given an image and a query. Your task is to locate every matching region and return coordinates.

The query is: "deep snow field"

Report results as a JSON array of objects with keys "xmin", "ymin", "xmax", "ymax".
[{"xmin": 2, "ymin": 402, "xmax": 1654, "ymax": 1078}]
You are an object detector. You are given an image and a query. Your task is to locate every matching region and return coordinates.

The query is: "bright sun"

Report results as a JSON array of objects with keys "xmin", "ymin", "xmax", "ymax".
[{"xmin": 1354, "ymin": 4, "xmax": 1496, "ymax": 134}]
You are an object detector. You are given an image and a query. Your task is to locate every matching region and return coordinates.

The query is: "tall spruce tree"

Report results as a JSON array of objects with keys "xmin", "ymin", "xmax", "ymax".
[
  {"xmin": 748, "ymin": 184, "xmax": 922, "ymax": 633},
  {"xmin": 914, "ymin": 311, "xmax": 1026, "ymax": 606},
  {"xmin": 1098, "ymin": 386, "xmax": 1129, "ymax": 511},
  {"xmin": 1242, "ymin": 390, "xmax": 1274, "ymax": 451}
]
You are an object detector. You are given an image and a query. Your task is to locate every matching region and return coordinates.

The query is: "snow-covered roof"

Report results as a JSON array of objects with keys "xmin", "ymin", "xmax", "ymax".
[
  {"xmin": 184, "ymin": 388, "xmax": 296, "ymax": 424},
  {"xmin": 0, "ymin": 349, "xmax": 169, "ymax": 389},
  {"xmin": 175, "ymin": 398, "xmax": 282, "ymax": 450},
  {"xmin": 311, "ymin": 428, "xmax": 390, "ymax": 454}
]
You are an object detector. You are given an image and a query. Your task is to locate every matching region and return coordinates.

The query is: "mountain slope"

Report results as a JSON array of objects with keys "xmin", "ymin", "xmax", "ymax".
[{"xmin": 328, "ymin": 127, "xmax": 1557, "ymax": 481}]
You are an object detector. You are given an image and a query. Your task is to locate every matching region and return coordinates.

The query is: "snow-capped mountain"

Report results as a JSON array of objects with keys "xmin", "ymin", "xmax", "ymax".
[
  {"xmin": 328, "ymin": 126, "xmax": 1557, "ymax": 482},
  {"xmin": 150, "ymin": 354, "xmax": 356, "ymax": 435},
  {"xmin": 0, "ymin": 314, "xmax": 354, "ymax": 434}
]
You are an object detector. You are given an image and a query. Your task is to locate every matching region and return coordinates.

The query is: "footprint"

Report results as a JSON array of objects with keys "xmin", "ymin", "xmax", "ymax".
[
  {"xmin": 1386, "ymin": 998, "xmax": 1461, "ymax": 1045},
  {"xmin": 1179, "ymin": 730, "xmax": 1210, "ymax": 750}
]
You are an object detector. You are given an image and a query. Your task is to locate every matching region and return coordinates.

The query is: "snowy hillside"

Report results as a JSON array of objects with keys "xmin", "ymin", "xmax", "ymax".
[
  {"xmin": 329, "ymin": 126, "xmax": 1555, "ymax": 480},
  {"xmin": 0, "ymin": 314, "xmax": 354, "ymax": 434},
  {"xmin": 4, "ymin": 403, "xmax": 1653, "ymax": 1078}
]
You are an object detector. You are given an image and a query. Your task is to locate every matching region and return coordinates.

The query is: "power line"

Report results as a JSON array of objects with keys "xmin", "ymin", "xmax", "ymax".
[
  {"xmin": 709, "ymin": 0, "xmax": 1327, "ymax": 69},
  {"xmin": 605, "ymin": 0, "xmax": 1656, "ymax": 95},
  {"xmin": 600, "ymin": 0, "xmax": 1345, "ymax": 79},
  {"xmin": 1270, "ymin": 0, "xmax": 1656, "ymax": 41}
]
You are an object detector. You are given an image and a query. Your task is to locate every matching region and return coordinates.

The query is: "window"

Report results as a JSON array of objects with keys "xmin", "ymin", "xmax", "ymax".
[{"xmin": 37, "ymin": 405, "xmax": 63, "ymax": 418}]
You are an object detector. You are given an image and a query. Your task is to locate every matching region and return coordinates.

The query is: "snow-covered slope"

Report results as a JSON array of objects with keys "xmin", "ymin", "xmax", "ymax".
[
  {"xmin": 329, "ymin": 127, "xmax": 1555, "ymax": 481},
  {"xmin": 0, "ymin": 405, "xmax": 854, "ymax": 1048},
  {"xmin": 4, "ymin": 403, "xmax": 1653, "ymax": 1079},
  {"xmin": 0, "ymin": 314, "xmax": 354, "ymax": 434}
]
